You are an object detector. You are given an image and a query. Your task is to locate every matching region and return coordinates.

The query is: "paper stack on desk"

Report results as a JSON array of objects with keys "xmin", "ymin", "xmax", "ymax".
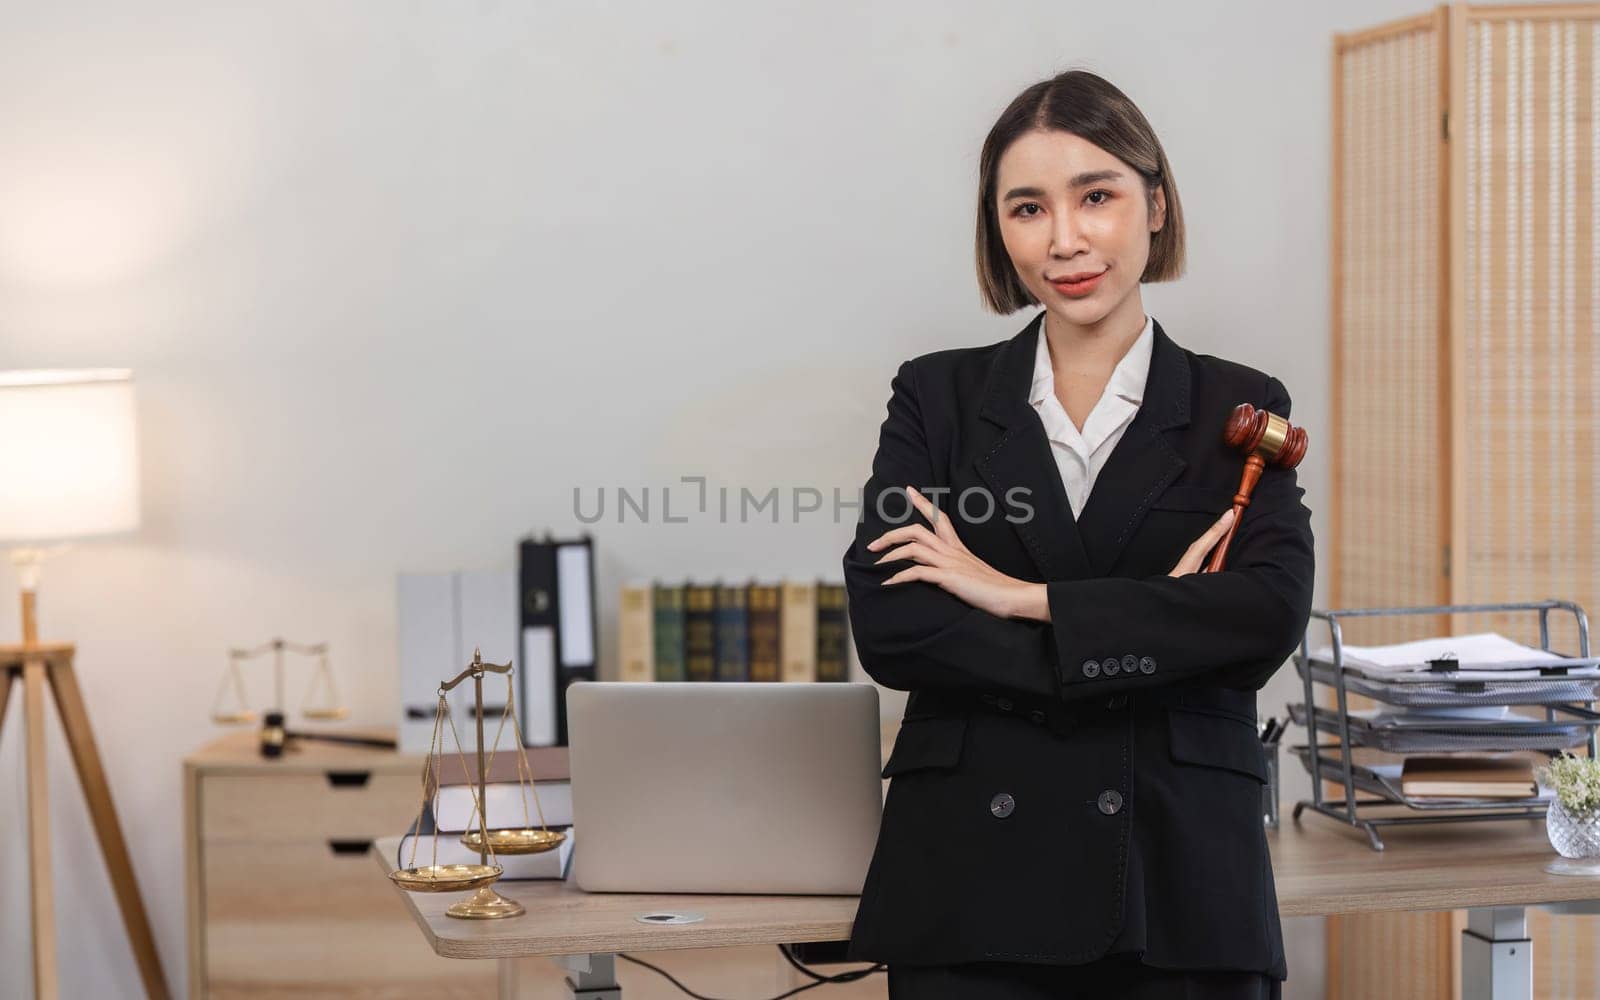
[
  {"xmin": 1310, "ymin": 632, "xmax": 1592, "ymax": 681},
  {"xmin": 433, "ymin": 779, "xmax": 573, "ymax": 834}
]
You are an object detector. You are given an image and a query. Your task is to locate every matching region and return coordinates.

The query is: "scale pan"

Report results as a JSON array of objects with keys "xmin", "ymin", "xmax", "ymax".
[
  {"xmin": 211, "ymin": 711, "xmax": 258, "ymax": 724},
  {"xmin": 388, "ymin": 864, "xmax": 503, "ymax": 893},
  {"xmin": 303, "ymin": 707, "xmax": 351, "ymax": 720},
  {"xmin": 460, "ymin": 828, "xmax": 567, "ymax": 855}
]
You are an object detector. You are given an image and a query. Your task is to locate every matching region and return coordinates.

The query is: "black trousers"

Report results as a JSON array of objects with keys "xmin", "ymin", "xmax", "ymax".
[{"xmin": 886, "ymin": 956, "xmax": 1282, "ymax": 1000}]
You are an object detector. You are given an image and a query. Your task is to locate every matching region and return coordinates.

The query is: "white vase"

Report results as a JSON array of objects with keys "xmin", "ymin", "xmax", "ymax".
[{"xmin": 1544, "ymin": 798, "xmax": 1600, "ymax": 875}]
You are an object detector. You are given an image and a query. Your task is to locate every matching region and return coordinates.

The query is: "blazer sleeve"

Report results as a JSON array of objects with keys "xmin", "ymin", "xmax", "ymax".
[
  {"xmin": 842, "ymin": 359, "xmax": 1066, "ymax": 702},
  {"xmin": 844, "ymin": 361, "xmax": 1313, "ymax": 704},
  {"xmin": 1045, "ymin": 373, "xmax": 1315, "ymax": 698}
]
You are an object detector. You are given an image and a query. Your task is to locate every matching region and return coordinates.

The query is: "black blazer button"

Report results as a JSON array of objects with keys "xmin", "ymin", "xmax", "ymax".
[
  {"xmin": 1097, "ymin": 789, "xmax": 1124, "ymax": 815},
  {"xmin": 997, "ymin": 697, "xmax": 1013, "ymax": 712},
  {"xmin": 1082, "ymin": 659, "xmax": 1101, "ymax": 678},
  {"xmin": 1120, "ymin": 654, "xmax": 1137, "ymax": 674},
  {"xmin": 1139, "ymin": 656, "xmax": 1157, "ymax": 675},
  {"xmin": 990, "ymin": 793, "xmax": 1016, "ymax": 818},
  {"xmin": 1102, "ymin": 656, "xmax": 1120, "ymax": 676},
  {"xmin": 1029, "ymin": 709, "xmax": 1046, "ymax": 725}
]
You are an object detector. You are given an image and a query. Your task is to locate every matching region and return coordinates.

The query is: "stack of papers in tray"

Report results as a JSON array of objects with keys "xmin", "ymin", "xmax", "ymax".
[
  {"xmin": 1310, "ymin": 632, "xmax": 1596, "ymax": 681},
  {"xmin": 1301, "ymin": 704, "xmax": 1590, "ymax": 752},
  {"xmin": 1356, "ymin": 706, "xmax": 1510, "ymax": 726},
  {"xmin": 1366, "ymin": 761, "xmax": 1554, "ymax": 803}
]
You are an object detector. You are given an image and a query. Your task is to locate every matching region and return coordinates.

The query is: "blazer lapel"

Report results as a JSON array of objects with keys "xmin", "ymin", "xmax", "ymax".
[
  {"xmin": 1075, "ymin": 318, "xmax": 1192, "ymax": 574},
  {"xmin": 975, "ymin": 312, "xmax": 1094, "ymax": 582},
  {"xmin": 975, "ymin": 313, "xmax": 1192, "ymax": 581}
]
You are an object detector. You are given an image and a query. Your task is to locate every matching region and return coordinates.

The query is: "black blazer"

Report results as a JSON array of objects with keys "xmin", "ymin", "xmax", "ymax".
[{"xmin": 842, "ymin": 311, "xmax": 1313, "ymax": 980}]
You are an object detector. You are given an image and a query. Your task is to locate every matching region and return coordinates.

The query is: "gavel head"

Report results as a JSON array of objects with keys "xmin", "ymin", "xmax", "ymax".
[
  {"xmin": 260, "ymin": 710, "xmax": 287, "ymax": 758},
  {"xmin": 1222, "ymin": 403, "xmax": 1308, "ymax": 468}
]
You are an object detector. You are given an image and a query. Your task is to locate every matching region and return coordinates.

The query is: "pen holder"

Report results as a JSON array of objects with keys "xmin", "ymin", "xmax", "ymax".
[{"xmin": 1262, "ymin": 740, "xmax": 1281, "ymax": 829}]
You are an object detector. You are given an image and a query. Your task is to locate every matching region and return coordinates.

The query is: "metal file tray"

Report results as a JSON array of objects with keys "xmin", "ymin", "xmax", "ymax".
[
  {"xmin": 1285, "ymin": 701, "xmax": 1596, "ymax": 753},
  {"xmin": 1290, "ymin": 599, "xmax": 1593, "ymax": 850},
  {"xmin": 1289, "ymin": 744, "xmax": 1550, "ymax": 812},
  {"xmin": 1303, "ymin": 650, "xmax": 1600, "ymax": 679},
  {"xmin": 1293, "ymin": 655, "xmax": 1600, "ymax": 708}
]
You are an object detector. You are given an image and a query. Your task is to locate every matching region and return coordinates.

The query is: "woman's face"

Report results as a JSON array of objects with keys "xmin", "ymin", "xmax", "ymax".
[{"xmin": 995, "ymin": 128, "xmax": 1165, "ymax": 333}]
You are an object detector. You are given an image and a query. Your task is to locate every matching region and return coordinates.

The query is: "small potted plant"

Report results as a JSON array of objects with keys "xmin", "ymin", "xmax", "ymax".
[{"xmin": 1536, "ymin": 752, "xmax": 1600, "ymax": 874}]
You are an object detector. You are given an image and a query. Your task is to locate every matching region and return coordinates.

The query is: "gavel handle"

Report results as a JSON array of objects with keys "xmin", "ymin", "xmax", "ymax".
[{"xmin": 1203, "ymin": 454, "xmax": 1266, "ymax": 573}]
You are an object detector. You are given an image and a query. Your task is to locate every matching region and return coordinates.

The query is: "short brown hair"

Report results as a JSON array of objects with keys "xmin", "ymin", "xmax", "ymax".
[{"xmin": 975, "ymin": 70, "xmax": 1185, "ymax": 314}]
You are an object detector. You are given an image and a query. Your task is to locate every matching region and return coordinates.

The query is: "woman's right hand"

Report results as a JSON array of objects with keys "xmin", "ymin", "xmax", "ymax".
[{"xmin": 1167, "ymin": 508, "xmax": 1236, "ymax": 577}]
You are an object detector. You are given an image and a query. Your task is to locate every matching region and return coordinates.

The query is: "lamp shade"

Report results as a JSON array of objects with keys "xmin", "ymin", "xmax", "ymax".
[{"xmin": 0, "ymin": 369, "xmax": 141, "ymax": 543}]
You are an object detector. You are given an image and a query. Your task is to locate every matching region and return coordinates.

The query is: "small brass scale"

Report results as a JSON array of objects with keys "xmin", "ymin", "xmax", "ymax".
[{"xmin": 387, "ymin": 649, "xmax": 565, "ymax": 919}]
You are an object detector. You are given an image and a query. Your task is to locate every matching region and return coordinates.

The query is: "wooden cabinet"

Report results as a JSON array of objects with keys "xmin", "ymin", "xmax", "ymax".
[{"xmin": 183, "ymin": 729, "xmax": 495, "ymax": 998}]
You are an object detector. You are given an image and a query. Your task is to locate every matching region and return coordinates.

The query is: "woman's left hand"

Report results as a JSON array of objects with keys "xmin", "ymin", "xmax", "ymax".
[{"xmin": 868, "ymin": 486, "xmax": 1046, "ymax": 621}]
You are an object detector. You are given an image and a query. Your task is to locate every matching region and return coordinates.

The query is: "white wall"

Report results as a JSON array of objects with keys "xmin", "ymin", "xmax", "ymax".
[{"xmin": 0, "ymin": 1, "xmax": 1431, "ymax": 995}]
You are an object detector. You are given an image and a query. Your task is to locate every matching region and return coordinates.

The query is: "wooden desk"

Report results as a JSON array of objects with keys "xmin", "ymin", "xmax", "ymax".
[
  {"xmin": 374, "ymin": 814, "xmax": 1600, "ymax": 999},
  {"xmin": 1272, "ymin": 809, "xmax": 1600, "ymax": 917}
]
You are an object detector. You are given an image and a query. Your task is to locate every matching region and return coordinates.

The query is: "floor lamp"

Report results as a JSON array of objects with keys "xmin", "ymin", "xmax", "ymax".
[{"xmin": 0, "ymin": 369, "xmax": 170, "ymax": 1000}]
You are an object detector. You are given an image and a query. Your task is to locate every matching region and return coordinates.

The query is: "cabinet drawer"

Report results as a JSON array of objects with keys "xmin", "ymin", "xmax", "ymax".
[
  {"xmin": 205, "ymin": 916, "xmax": 494, "ymax": 996},
  {"xmin": 204, "ymin": 838, "xmax": 417, "ymax": 921},
  {"xmin": 202, "ymin": 772, "xmax": 423, "ymax": 842},
  {"xmin": 201, "ymin": 838, "xmax": 495, "ymax": 994}
]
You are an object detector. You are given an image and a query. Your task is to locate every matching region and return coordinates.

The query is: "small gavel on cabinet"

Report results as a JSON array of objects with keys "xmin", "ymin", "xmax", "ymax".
[{"xmin": 1201, "ymin": 403, "xmax": 1308, "ymax": 574}]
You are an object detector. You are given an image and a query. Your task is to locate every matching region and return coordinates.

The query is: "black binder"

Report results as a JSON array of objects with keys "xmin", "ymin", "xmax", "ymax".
[
  {"xmin": 519, "ymin": 532, "xmax": 598, "ymax": 746},
  {"xmin": 518, "ymin": 535, "xmax": 560, "ymax": 746}
]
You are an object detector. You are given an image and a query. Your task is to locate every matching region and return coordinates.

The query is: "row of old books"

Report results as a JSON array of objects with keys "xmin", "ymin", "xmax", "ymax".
[{"xmin": 618, "ymin": 580, "xmax": 851, "ymax": 682}]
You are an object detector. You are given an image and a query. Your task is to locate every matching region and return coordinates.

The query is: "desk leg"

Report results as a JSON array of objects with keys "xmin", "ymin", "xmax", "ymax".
[
  {"xmin": 498, "ymin": 952, "xmax": 621, "ymax": 1000},
  {"xmin": 1461, "ymin": 907, "xmax": 1531, "ymax": 1000}
]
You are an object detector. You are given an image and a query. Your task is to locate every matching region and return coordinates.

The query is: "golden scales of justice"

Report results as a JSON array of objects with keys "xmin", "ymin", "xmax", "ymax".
[
  {"xmin": 388, "ymin": 648, "xmax": 566, "ymax": 919},
  {"xmin": 211, "ymin": 636, "xmax": 349, "ymax": 724},
  {"xmin": 208, "ymin": 637, "xmax": 397, "ymax": 757}
]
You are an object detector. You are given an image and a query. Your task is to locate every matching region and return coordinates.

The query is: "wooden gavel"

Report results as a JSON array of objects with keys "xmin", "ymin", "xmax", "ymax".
[{"xmin": 1202, "ymin": 403, "xmax": 1308, "ymax": 573}]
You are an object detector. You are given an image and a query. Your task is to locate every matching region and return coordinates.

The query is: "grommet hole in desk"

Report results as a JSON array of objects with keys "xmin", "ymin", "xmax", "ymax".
[{"xmin": 634, "ymin": 911, "xmax": 705, "ymax": 925}]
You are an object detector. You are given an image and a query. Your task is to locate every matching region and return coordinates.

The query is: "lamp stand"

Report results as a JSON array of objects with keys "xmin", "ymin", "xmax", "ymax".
[{"xmin": 1, "ymin": 551, "xmax": 170, "ymax": 1000}]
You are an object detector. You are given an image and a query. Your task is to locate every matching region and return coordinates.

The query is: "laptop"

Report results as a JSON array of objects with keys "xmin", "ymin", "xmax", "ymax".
[{"xmin": 567, "ymin": 681, "xmax": 883, "ymax": 894}]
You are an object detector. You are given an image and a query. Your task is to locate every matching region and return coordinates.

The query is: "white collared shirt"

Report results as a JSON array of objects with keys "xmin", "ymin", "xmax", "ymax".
[{"xmin": 1028, "ymin": 314, "xmax": 1154, "ymax": 520}]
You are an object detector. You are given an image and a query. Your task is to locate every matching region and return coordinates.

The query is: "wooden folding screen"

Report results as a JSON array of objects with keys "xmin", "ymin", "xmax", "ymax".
[
  {"xmin": 1330, "ymin": 4, "xmax": 1600, "ymax": 998},
  {"xmin": 1333, "ymin": 10, "xmax": 1451, "ymax": 646}
]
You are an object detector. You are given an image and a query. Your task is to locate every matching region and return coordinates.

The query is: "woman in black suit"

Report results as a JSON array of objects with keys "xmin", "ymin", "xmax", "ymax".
[{"xmin": 841, "ymin": 70, "xmax": 1314, "ymax": 998}]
